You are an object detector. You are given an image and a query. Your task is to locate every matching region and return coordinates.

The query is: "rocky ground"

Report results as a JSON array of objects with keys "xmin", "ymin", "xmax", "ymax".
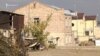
[{"xmin": 28, "ymin": 46, "xmax": 100, "ymax": 56}]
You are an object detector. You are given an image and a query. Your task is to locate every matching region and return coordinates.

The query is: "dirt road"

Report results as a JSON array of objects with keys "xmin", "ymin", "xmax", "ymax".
[{"xmin": 28, "ymin": 47, "xmax": 100, "ymax": 56}]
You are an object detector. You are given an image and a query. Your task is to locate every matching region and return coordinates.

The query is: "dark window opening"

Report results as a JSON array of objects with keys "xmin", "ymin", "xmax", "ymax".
[
  {"xmin": 74, "ymin": 38, "xmax": 78, "ymax": 43},
  {"xmin": 56, "ymin": 37, "xmax": 60, "ymax": 41},
  {"xmin": 85, "ymin": 31, "xmax": 89, "ymax": 36},
  {"xmin": 34, "ymin": 18, "xmax": 40, "ymax": 24},
  {"xmin": 9, "ymin": 16, "xmax": 12, "ymax": 26},
  {"xmin": 72, "ymin": 23, "xmax": 74, "ymax": 26},
  {"xmin": 89, "ymin": 39, "xmax": 93, "ymax": 41}
]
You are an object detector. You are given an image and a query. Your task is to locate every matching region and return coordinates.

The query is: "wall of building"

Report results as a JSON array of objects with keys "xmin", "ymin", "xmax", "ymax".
[
  {"xmin": 85, "ymin": 20, "xmax": 96, "ymax": 38},
  {"xmin": 15, "ymin": 2, "xmax": 72, "ymax": 46},
  {"xmin": 65, "ymin": 16, "xmax": 75, "ymax": 45},
  {"xmin": 72, "ymin": 19, "xmax": 85, "ymax": 38},
  {"xmin": 77, "ymin": 20, "xmax": 85, "ymax": 36},
  {"xmin": 72, "ymin": 18, "xmax": 97, "ymax": 42},
  {"xmin": 94, "ymin": 27, "xmax": 100, "ymax": 39}
]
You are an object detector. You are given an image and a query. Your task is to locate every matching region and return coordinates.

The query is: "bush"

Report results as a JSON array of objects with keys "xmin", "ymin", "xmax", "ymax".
[
  {"xmin": 79, "ymin": 41, "xmax": 88, "ymax": 46},
  {"xmin": 0, "ymin": 31, "xmax": 27, "ymax": 56},
  {"xmin": 79, "ymin": 41, "xmax": 95, "ymax": 46},
  {"xmin": 49, "ymin": 43, "xmax": 56, "ymax": 48}
]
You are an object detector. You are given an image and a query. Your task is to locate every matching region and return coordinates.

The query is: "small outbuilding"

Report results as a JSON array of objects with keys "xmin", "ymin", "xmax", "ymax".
[
  {"xmin": 0, "ymin": 11, "xmax": 25, "ymax": 50},
  {"xmin": 0, "ymin": 11, "xmax": 24, "ymax": 30}
]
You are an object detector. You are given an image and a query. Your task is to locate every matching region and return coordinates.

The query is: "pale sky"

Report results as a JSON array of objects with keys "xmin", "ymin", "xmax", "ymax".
[{"xmin": 0, "ymin": 0, "xmax": 100, "ymax": 20}]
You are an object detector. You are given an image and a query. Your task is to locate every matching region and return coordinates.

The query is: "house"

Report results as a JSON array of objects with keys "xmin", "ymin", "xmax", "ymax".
[
  {"xmin": 14, "ymin": 2, "xmax": 74, "ymax": 46},
  {"xmin": 72, "ymin": 13, "xmax": 97, "ymax": 43},
  {"xmin": 72, "ymin": 13, "xmax": 85, "ymax": 41}
]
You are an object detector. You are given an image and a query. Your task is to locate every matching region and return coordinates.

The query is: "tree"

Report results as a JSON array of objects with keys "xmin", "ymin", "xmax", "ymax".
[{"xmin": 24, "ymin": 14, "xmax": 52, "ymax": 48}]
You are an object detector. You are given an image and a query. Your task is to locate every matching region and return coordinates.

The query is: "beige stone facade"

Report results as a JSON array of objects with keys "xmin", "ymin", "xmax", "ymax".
[{"xmin": 15, "ymin": 2, "xmax": 73, "ymax": 46}]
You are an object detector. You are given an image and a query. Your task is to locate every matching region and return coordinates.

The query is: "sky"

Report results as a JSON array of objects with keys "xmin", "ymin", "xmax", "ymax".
[{"xmin": 0, "ymin": 0, "xmax": 100, "ymax": 20}]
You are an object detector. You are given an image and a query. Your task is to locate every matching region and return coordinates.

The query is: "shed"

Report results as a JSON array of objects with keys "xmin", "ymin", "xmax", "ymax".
[{"xmin": 0, "ymin": 11, "xmax": 24, "ymax": 30}]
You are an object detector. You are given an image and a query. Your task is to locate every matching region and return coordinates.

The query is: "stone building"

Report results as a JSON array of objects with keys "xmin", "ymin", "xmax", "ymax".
[{"xmin": 14, "ymin": 2, "xmax": 74, "ymax": 46}]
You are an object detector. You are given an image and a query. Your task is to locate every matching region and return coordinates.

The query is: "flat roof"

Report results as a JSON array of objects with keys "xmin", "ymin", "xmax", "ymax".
[
  {"xmin": 85, "ymin": 15, "xmax": 96, "ymax": 20},
  {"xmin": 0, "ymin": 11, "xmax": 24, "ymax": 16}
]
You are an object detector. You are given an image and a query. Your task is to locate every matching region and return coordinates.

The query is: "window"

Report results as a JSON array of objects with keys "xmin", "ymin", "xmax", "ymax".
[
  {"xmin": 34, "ymin": 18, "xmax": 40, "ymax": 24},
  {"xmin": 85, "ymin": 31, "xmax": 89, "ymax": 36},
  {"xmin": 33, "ymin": 3, "xmax": 36, "ymax": 8},
  {"xmin": 72, "ymin": 23, "xmax": 74, "ymax": 26},
  {"xmin": 56, "ymin": 37, "xmax": 60, "ymax": 41}
]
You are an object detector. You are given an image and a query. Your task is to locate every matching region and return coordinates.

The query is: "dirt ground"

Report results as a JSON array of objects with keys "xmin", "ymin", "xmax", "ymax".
[{"xmin": 28, "ymin": 46, "xmax": 100, "ymax": 56}]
